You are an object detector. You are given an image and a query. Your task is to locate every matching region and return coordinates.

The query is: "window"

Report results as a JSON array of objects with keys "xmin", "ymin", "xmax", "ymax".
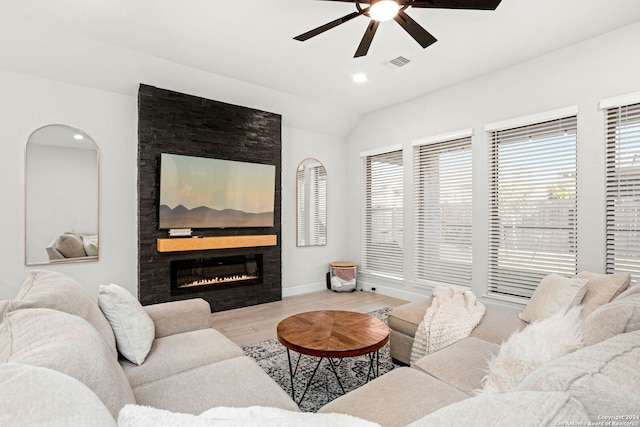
[
  {"xmin": 605, "ymin": 101, "xmax": 640, "ymax": 283},
  {"xmin": 414, "ymin": 133, "xmax": 473, "ymax": 287},
  {"xmin": 487, "ymin": 114, "xmax": 578, "ymax": 300},
  {"xmin": 362, "ymin": 148, "xmax": 403, "ymax": 278}
]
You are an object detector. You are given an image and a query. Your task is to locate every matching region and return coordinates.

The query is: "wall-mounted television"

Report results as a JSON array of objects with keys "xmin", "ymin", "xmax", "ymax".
[{"xmin": 159, "ymin": 153, "xmax": 276, "ymax": 229}]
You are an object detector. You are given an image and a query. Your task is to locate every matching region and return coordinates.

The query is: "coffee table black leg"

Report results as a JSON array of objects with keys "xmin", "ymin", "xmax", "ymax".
[
  {"xmin": 364, "ymin": 350, "xmax": 381, "ymax": 383},
  {"xmin": 327, "ymin": 358, "xmax": 346, "ymax": 394},
  {"xmin": 297, "ymin": 356, "xmax": 324, "ymax": 405},
  {"xmin": 285, "ymin": 349, "xmax": 296, "ymax": 402}
]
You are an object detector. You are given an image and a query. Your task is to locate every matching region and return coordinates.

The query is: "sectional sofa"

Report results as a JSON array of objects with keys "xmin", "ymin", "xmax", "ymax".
[
  {"xmin": 2, "ymin": 269, "xmax": 639, "ymax": 426},
  {"xmin": 0, "ymin": 270, "xmax": 301, "ymax": 426},
  {"xmin": 319, "ymin": 272, "xmax": 640, "ymax": 426}
]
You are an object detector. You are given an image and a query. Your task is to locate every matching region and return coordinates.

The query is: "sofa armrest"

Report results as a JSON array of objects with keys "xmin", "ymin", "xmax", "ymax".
[{"xmin": 143, "ymin": 298, "xmax": 212, "ymax": 338}]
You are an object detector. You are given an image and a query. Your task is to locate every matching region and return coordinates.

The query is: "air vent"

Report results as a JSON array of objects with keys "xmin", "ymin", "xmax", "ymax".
[{"xmin": 383, "ymin": 56, "xmax": 411, "ymax": 69}]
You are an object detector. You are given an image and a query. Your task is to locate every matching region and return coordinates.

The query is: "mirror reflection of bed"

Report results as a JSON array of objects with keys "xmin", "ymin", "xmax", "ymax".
[
  {"xmin": 25, "ymin": 124, "xmax": 99, "ymax": 265},
  {"xmin": 46, "ymin": 232, "xmax": 98, "ymax": 262}
]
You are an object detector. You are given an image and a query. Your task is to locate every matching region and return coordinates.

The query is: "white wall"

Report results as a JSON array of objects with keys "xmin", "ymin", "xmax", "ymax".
[
  {"xmin": 0, "ymin": 69, "xmax": 138, "ymax": 299},
  {"xmin": 281, "ymin": 127, "xmax": 350, "ymax": 296},
  {"xmin": 0, "ymin": 72, "xmax": 348, "ymax": 301},
  {"xmin": 0, "ymin": 11, "xmax": 356, "ymax": 301},
  {"xmin": 346, "ymin": 22, "xmax": 640, "ymax": 302}
]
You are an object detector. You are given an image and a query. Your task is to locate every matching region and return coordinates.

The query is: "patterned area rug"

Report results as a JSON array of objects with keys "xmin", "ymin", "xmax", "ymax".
[{"xmin": 242, "ymin": 307, "xmax": 398, "ymax": 412}]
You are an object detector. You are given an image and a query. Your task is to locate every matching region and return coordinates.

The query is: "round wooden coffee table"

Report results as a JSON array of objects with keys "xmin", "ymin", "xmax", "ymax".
[{"xmin": 276, "ymin": 310, "xmax": 389, "ymax": 404}]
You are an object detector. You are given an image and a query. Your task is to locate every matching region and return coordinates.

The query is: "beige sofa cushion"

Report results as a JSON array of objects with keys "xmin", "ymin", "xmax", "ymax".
[
  {"xmin": 582, "ymin": 284, "xmax": 640, "ymax": 346},
  {"xmin": 14, "ymin": 270, "xmax": 117, "ymax": 356},
  {"xmin": 406, "ymin": 391, "xmax": 588, "ymax": 427},
  {"xmin": 469, "ymin": 301, "xmax": 524, "ymax": 345},
  {"xmin": 319, "ymin": 367, "xmax": 469, "ymax": 427},
  {"xmin": 0, "ymin": 363, "xmax": 116, "ymax": 427},
  {"xmin": 121, "ymin": 328, "xmax": 244, "ymax": 387},
  {"xmin": 412, "ymin": 337, "xmax": 500, "ymax": 395},
  {"xmin": 575, "ymin": 271, "xmax": 630, "ymax": 318},
  {"xmin": 389, "ymin": 299, "xmax": 522, "ymax": 346},
  {"xmin": 132, "ymin": 356, "xmax": 299, "ymax": 414},
  {"xmin": 388, "ymin": 298, "xmax": 432, "ymax": 337},
  {"xmin": 517, "ymin": 330, "xmax": 640, "ymax": 419},
  {"xmin": 0, "ymin": 307, "xmax": 136, "ymax": 419},
  {"xmin": 518, "ymin": 273, "xmax": 587, "ymax": 323},
  {"xmin": 98, "ymin": 283, "xmax": 155, "ymax": 365}
]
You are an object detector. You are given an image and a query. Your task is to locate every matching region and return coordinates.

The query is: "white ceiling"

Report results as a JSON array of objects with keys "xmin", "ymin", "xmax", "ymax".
[{"xmin": 2, "ymin": 0, "xmax": 640, "ymax": 117}]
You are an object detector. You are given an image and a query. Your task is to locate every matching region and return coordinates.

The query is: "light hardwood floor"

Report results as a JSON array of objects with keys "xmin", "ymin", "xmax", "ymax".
[{"xmin": 210, "ymin": 290, "xmax": 409, "ymax": 347}]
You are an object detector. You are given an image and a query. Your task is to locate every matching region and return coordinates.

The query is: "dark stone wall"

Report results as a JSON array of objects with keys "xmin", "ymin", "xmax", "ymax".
[{"xmin": 137, "ymin": 84, "xmax": 282, "ymax": 312}]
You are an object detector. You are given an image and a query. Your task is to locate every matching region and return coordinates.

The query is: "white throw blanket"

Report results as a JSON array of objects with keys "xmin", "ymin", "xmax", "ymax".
[{"xmin": 410, "ymin": 287, "xmax": 486, "ymax": 364}]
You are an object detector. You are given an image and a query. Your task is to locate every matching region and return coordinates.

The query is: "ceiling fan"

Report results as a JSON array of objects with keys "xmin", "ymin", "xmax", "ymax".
[{"xmin": 294, "ymin": 0, "xmax": 503, "ymax": 58}]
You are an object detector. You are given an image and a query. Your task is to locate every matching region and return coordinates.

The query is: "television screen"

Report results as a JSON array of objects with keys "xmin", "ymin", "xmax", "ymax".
[{"xmin": 159, "ymin": 153, "xmax": 276, "ymax": 229}]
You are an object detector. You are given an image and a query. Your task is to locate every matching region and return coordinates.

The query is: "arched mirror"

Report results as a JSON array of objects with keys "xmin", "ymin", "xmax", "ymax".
[
  {"xmin": 296, "ymin": 158, "xmax": 327, "ymax": 247},
  {"xmin": 25, "ymin": 124, "xmax": 99, "ymax": 265}
]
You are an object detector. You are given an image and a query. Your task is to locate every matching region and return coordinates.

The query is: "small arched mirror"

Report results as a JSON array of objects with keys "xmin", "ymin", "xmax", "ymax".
[
  {"xmin": 25, "ymin": 124, "xmax": 99, "ymax": 265},
  {"xmin": 296, "ymin": 158, "xmax": 327, "ymax": 247}
]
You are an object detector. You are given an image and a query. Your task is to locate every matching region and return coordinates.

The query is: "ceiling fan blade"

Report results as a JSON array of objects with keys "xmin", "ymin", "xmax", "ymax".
[
  {"xmin": 354, "ymin": 19, "xmax": 380, "ymax": 58},
  {"xmin": 294, "ymin": 11, "xmax": 364, "ymax": 41},
  {"xmin": 393, "ymin": 10, "xmax": 437, "ymax": 48},
  {"xmin": 407, "ymin": 0, "xmax": 502, "ymax": 10}
]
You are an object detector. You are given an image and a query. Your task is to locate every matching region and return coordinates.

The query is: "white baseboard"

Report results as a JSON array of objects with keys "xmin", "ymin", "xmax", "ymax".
[
  {"xmin": 357, "ymin": 282, "xmax": 428, "ymax": 302},
  {"xmin": 282, "ymin": 281, "xmax": 326, "ymax": 297},
  {"xmin": 362, "ymin": 285, "xmax": 427, "ymax": 301},
  {"xmin": 283, "ymin": 279, "xmax": 428, "ymax": 302}
]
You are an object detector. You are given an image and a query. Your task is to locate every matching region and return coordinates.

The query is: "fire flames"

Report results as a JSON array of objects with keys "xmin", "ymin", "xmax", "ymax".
[{"xmin": 178, "ymin": 274, "xmax": 258, "ymax": 288}]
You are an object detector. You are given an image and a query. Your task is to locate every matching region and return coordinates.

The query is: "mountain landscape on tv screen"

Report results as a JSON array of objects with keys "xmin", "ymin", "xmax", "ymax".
[{"xmin": 159, "ymin": 205, "xmax": 273, "ymax": 229}]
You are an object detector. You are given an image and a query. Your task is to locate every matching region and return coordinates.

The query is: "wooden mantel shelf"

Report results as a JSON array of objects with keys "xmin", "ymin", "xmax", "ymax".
[{"xmin": 157, "ymin": 235, "xmax": 277, "ymax": 252}]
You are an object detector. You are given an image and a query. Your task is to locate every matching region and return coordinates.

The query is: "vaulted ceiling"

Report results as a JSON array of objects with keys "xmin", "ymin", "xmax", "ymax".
[{"xmin": 2, "ymin": 0, "xmax": 640, "ymax": 117}]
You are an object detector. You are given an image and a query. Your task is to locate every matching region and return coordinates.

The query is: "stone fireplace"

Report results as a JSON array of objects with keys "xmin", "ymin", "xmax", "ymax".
[{"xmin": 137, "ymin": 84, "xmax": 282, "ymax": 312}]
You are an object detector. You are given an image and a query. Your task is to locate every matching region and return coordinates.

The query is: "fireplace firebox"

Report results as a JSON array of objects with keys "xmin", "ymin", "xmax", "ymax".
[{"xmin": 170, "ymin": 255, "xmax": 263, "ymax": 295}]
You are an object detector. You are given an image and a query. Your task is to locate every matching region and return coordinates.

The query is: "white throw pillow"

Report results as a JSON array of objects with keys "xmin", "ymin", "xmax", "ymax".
[
  {"xmin": 481, "ymin": 305, "xmax": 584, "ymax": 394},
  {"xmin": 117, "ymin": 405, "xmax": 381, "ymax": 427},
  {"xmin": 98, "ymin": 284, "xmax": 155, "ymax": 365},
  {"xmin": 81, "ymin": 234, "xmax": 99, "ymax": 256},
  {"xmin": 519, "ymin": 273, "xmax": 588, "ymax": 323}
]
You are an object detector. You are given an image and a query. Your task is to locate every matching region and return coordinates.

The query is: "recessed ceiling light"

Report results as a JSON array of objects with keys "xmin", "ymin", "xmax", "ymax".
[
  {"xmin": 353, "ymin": 73, "xmax": 368, "ymax": 83},
  {"xmin": 73, "ymin": 134, "xmax": 84, "ymax": 140}
]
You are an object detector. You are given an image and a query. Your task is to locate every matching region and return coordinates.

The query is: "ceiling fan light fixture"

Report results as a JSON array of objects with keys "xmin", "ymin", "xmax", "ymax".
[{"xmin": 369, "ymin": 0, "xmax": 400, "ymax": 22}]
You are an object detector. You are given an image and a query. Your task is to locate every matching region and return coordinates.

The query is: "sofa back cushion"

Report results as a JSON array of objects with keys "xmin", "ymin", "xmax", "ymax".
[
  {"xmin": 582, "ymin": 284, "xmax": 640, "ymax": 346},
  {"xmin": 518, "ymin": 274, "xmax": 587, "ymax": 324},
  {"xmin": 14, "ymin": 270, "xmax": 117, "ymax": 356},
  {"xmin": 576, "ymin": 271, "xmax": 631, "ymax": 318},
  {"xmin": 0, "ymin": 363, "xmax": 116, "ymax": 427},
  {"xmin": 0, "ymin": 307, "xmax": 136, "ymax": 419},
  {"xmin": 516, "ymin": 329, "xmax": 640, "ymax": 419}
]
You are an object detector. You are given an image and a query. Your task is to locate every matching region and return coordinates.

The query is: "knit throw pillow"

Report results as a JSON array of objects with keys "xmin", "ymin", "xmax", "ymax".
[{"xmin": 481, "ymin": 305, "xmax": 584, "ymax": 394}]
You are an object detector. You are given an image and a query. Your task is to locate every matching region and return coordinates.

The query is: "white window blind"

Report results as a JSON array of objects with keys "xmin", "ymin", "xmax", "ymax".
[
  {"xmin": 414, "ymin": 136, "xmax": 472, "ymax": 287},
  {"xmin": 310, "ymin": 164, "xmax": 327, "ymax": 245},
  {"xmin": 362, "ymin": 149, "xmax": 403, "ymax": 278},
  {"xmin": 296, "ymin": 167, "xmax": 305, "ymax": 243},
  {"xmin": 296, "ymin": 162, "xmax": 327, "ymax": 246},
  {"xmin": 488, "ymin": 115, "xmax": 578, "ymax": 299},
  {"xmin": 605, "ymin": 102, "xmax": 640, "ymax": 283}
]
